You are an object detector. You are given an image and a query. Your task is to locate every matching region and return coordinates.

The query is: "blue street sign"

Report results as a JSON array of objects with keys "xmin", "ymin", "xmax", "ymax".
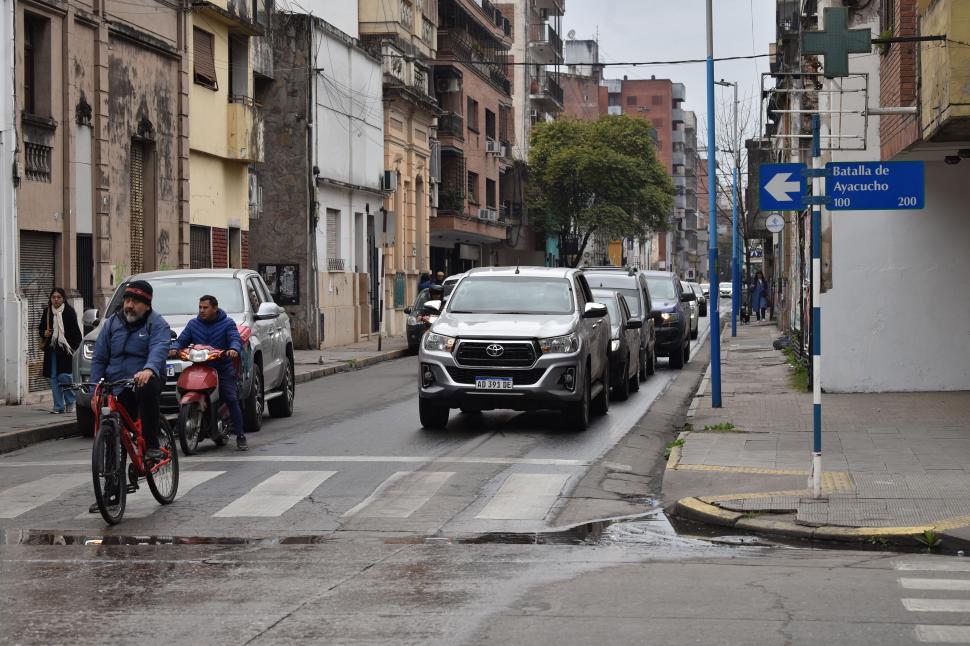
[
  {"xmin": 759, "ymin": 163, "xmax": 807, "ymax": 211},
  {"xmin": 826, "ymin": 161, "xmax": 925, "ymax": 211}
]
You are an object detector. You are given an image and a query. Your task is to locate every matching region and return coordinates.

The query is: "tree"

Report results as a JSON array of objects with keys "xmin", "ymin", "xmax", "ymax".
[{"xmin": 528, "ymin": 115, "xmax": 674, "ymax": 267}]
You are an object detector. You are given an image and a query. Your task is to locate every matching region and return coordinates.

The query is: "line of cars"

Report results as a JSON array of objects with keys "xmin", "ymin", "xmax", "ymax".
[{"xmin": 414, "ymin": 266, "xmax": 703, "ymax": 431}]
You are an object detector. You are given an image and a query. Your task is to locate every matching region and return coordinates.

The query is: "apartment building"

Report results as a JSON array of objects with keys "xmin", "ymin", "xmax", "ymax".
[{"xmin": 431, "ymin": 0, "xmax": 514, "ymax": 275}]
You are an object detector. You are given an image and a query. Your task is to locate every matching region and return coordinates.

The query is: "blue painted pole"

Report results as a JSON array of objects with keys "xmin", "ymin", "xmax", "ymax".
[
  {"xmin": 811, "ymin": 113, "xmax": 822, "ymax": 498},
  {"xmin": 706, "ymin": 0, "xmax": 721, "ymax": 407},
  {"xmin": 731, "ymin": 166, "xmax": 738, "ymax": 337}
]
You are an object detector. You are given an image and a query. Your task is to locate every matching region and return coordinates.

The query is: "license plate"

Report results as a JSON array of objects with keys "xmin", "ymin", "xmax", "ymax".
[
  {"xmin": 166, "ymin": 363, "xmax": 176, "ymax": 378},
  {"xmin": 475, "ymin": 377, "xmax": 513, "ymax": 390}
]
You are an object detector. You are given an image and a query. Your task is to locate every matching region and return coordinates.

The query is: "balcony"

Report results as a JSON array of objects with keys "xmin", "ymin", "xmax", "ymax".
[
  {"xmin": 528, "ymin": 22, "xmax": 563, "ymax": 65},
  {"xmin": 437, "ymin": 31, "xmax": 511, "ymax": 95},
  {"xmin": 533, "ymin": 0, "xmax": 564, "ymax": 17},
  {"xmin": 529, "ymin": 73, "xmax": 564, "ymax": 111},
  {"xmin": 675, "ymin": 193, "xmax": 687, "ymax": 209},
  {"xmin": 671, "ymin": 128, "xmax": 685, "ymax": 144},
  {"xmin": 438, "ymin": 112, "xmax": 464, "ymax": 141},
  {"xmin": 227, "ymin": 98, "xmax": 263, "ymax": 162},
  {"xmin": 672, "ymin": 175, "xmax": 687, "ymax": 188},
  {"xmin": 672, "ymin": 151, "xmax": 686, "ymax": 167},
  {"xmin": 672, "ymin": 108, "xmax": 685, "ymax": 124},
  {"xmin": 920, "ymin": 0, "xmax": 970, "ymax": 142},
  {"xmin": 672, "ymin": 83, "xmax": 686, "ymax": 103}
]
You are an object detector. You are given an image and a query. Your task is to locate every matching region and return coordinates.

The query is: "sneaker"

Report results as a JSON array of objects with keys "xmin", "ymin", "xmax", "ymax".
[
  {"xmin": 146, "ymin": 448, "xmax": 163, "ymax": 462},
  {"xmin": 49, "ymin": 409, "xmax": 64, "ymax": 415},
  {"xmin": 236, "ymin": 436, "xmax": 248, "ymax": 452},
  {"xmin": 65, "ymin": 403, "xmax": 75, "ymax": 414}
]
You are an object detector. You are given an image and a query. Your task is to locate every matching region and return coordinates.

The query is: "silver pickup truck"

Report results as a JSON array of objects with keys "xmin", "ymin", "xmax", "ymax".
[{"xmin": 416, "ymin": 266, "xmax": 611, "ymax": 431}]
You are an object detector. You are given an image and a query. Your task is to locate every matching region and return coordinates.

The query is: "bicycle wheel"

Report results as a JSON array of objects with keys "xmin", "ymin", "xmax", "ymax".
[
  {"xmin": 146, "ymin": 417, "xmax": 179, "ymax": 505},
  {"xmin": 92, "ymin": 420, "xmax": 127, "ymax": 525}
]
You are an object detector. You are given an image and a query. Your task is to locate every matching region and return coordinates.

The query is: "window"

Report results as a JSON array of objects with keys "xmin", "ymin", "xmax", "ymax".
[
  {"xmin": 228, "ymin": 34, "xmax": 249, "ymax": 99},
  {"xmin": 190, "ymin": 225, "xmax": 212, "ymax": 268},
  {"xmin": 467, "ymin": 171, "xmax": 479, "ymax": 204},
  {"xmin": 484, "ymin": 108, "xmax": 496, "ymax": 140},
  {"xmin": 608, "ymin": 94, "xmax": 620, "ymax": 107},
  {"xmin": 466, "ymin": 97, "xmax": 479, "ymax": 132},
  {"xmin": 626, "ymin": 95, "xmax": 637, "ymax": 106},
  {"xmin": 880, "ymin": 0, "xmax": 895, "ymax": 37},
  {"xmin": 193, "ymin": 28, "xmax": 218, "ymax": 89},
  {"xmin": 652, "ymin": 95, "xmax": 663, "ymax": 106},
  {"xmin": 485, "ymin": 178, "xmax": 496, "ymax": 208},
  {"xmin": 400, "ymin": 0, "xmax": 414, "ymax": 27},
  {"xmin": 23, "ymin": 13, "xmax": 51, "ymax": 116},
  {"xmin": 326, "ymin": 208, "xmax": 343, "ymax": 271}
]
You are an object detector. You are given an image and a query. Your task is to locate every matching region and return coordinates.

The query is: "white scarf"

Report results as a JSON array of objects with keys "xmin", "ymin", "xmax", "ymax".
[{"xmin": 50, "ymin": 303, "xmax": 73, "ymax": 355}]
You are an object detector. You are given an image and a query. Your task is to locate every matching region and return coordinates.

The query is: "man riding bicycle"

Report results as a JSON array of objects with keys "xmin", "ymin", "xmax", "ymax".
[
  {"xmin": 171, "ymin": 294, "xmax": 248, "ymax": 451},
  {"xmin": 87, "ymin": 280, "xmax": 171, "ymax": 513}
]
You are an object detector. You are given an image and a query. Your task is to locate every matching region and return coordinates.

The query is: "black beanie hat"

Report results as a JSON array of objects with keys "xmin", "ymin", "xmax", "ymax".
[{"xmin": 124, "ymin": 280, "xmax": 153, "ymax": 306}]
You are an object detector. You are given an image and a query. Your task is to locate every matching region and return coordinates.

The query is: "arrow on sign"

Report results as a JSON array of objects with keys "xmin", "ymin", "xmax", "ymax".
[{"xmin": 765, "ymin": 173, "xmax": 801, "ymax": 202}]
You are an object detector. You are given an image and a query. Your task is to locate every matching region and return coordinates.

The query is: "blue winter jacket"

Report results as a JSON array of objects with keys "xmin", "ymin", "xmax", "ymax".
[
  {"xmin": 90, "ymin": 309, "xmax": 172, "ymax": 387},
  {"xmin": 176, "ymin": 309, "xmax": 242, "ymax": 372}
]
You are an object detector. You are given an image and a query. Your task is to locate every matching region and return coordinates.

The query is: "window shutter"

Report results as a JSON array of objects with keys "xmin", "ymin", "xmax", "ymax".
[
  {"xmin": 193, "ymin": 28, "xmax": 217, "ymax": 88},
  {"xmin": 326, "ymin": 209, "xmax": 339, "ymax": 259}
]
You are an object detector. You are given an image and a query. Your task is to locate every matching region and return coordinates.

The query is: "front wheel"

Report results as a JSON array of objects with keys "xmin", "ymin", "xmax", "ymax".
[
  {"xmin": 612, "ymin": 362, "xmax": 630, "ymax": 401},
  {"xmin": 592, "ymin": 364, "xmax": 610, "ymax": 415},
  {"xmin": 177, "ymin": 402, "xmax": 203, "ymax": 456},
  {"xmin": 562, "ymin": 370, "xmax": 591, "ymax": 431},
  {"xmin": 267, "ymin": 356, "xmax": 295, "ymax": 418},
  {"xmin": 419, "ymin": 398, "xmax": 449, "ymax": 429},
  {"xmin": 146, "ymin": 418, "xmax": 179, "ymax": 505},
  {"xmin": 92, "ymin": 420, "xmax": 126, "ymax": 525}
]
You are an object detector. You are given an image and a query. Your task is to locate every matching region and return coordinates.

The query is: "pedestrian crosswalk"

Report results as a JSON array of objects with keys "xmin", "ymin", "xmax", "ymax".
[
  {"xmin": 0, "ymin": 466, "xmax": 575, "ymax": 526},
  {"xmin": 896, "ymin": 558, "xmax": 970, "ymax": 643}
]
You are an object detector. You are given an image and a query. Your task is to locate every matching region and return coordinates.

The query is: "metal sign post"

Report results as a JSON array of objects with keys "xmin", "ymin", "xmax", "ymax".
[
  {"xmin": 705, "ymin": 0, "xmax": 721, "ymax": 408},
  {"xmin": 810, "ymin": 115, "xmax": 823, "ymax": 499}
]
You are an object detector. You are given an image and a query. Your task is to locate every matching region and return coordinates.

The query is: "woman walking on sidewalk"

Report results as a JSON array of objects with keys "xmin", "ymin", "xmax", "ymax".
[
  {"xmin": 38, "ymin": 288, "xmax": 82, "ymax": 414},
  {"xmin": 750, "ymin": 272, "xmax": 769, "ymax": 322}
]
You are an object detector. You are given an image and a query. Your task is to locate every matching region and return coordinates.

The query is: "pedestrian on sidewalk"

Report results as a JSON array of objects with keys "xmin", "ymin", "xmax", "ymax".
[
  {"xmin": 418, "ymin": 273, "xmax": 432, "ymax": 291},
  {"xmin": 750, "ymin": 272, "xmax": 769, "ymax": 322},
  {"xmin": 38, "ymin": 288, "xmax": 82, "ymax": 414}
]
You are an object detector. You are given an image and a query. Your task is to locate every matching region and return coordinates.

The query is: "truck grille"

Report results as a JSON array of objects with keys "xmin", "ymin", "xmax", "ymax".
[
  {"xmin": 446, "ymin": 367, "xmax": 547, "ymax": 385},
  {"xmin": 455, "ymin": 341, "xmax": 538, "ymax": 367}
]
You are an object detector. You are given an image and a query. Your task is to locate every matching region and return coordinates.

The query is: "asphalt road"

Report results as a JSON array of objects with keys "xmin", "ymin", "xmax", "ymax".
[{"xmin": 5, "ymin": 309, "xmax": 967, "ymax": 644}]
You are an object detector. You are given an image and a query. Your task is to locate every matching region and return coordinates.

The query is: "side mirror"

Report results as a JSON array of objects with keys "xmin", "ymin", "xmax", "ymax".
[
  {"xmin": 82, "ymin": 308, "xmax": 100, "ymax": 334},
  {"xmin": 403, "ymin": 307, "xmax": 412, "ymax": 315},
  {"xmin": 422, "ymin": 300, "xmax": 442, "ymax": 314},
  {"xmin": 625, "ymin": 318, "xmax": 643, "ymax": 329},
  {"xmin": 255, "ymin": 302, "xmax": 282, "ymax": 320},
  {"xmin": 583, "ymin": 302, "xmax": 608, "ymax": 319},
  {"xmin": 680, "ymin": 292, "xmax": 696, "ymax": 302}
]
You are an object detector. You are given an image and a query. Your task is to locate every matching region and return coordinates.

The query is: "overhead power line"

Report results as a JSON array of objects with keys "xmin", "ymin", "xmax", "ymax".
[{"xmin": 381, "ymin": 52, "xmax": 772, "ymax": 66}]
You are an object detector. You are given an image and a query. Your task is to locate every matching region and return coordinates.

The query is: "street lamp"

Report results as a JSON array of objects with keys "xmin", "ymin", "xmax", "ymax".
[
  {"xmin": 714, "ymin": 79, "xmax": 740, "ymax": 338},
  {"xmin": 705, "ymin": 0, "xmax": 721, "ymax": 407}
]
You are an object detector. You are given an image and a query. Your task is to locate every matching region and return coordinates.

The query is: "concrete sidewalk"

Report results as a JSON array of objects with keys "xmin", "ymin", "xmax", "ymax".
[
  {"xmin": 663, "ymin": 321, "xmax": 970, "ymax": 550},
  {"xmin": 0, "ymin": 336, "xmax": 410, "ymax": 454}
]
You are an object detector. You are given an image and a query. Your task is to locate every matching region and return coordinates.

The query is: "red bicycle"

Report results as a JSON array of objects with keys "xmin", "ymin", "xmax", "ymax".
[{"xmin": 83, "ymin": 378, "xmax": 180, "ymax": 524}]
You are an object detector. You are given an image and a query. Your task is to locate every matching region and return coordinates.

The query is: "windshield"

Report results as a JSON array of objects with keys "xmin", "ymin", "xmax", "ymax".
[
  {"xmin": 681, "ymin": 281, "xmax": 693, "ymax": 294},
  {"xmin": 585, "ymin": 275, "xmax": 642, "ymax": 316},
  {"xmin": 593, "ymin": 291, "xmax": 620, "ymax": 326},
  {"xmin": 646, "ymin": 277, "xmax": 677, "ymax": 301},
  {"xmin": 107, "ymin": 277, "xmax": 245, "ymax": 317},
  {"xmin": 447, "ymin": 276, "xmax": 575, "ymax": 315}
]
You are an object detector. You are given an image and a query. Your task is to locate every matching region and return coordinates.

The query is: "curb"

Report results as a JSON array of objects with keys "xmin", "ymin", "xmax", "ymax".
[
  {"xmin": 1, "ymin": 348, "xmax": 411, "ymax": 455},
  {"xmin": 672, "ymin": 496, "xmax": 970, "ymax": 549}
]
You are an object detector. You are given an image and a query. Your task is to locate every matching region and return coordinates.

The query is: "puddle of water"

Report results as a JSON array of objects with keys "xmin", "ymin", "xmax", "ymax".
[{"xmin": 2, "ymin": 530, "xmax": 336, "ymax": 546}]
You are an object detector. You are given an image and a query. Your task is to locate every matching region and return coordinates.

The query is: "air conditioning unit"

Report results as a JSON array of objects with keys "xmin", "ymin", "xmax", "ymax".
[
  {"xmin": 478, "ymin": 207, "xmax": 498, "ymax": 221},
  {"xmin": 485, "ymin": 138, "xmax": 500, "ymax": 155},
  {"xmin": 435, "ymin": 77, "xmax": 460, "ymax": 93},
  {"xmin": 382, "ymin": 170, "xmax": 397, "ymax": 192}
]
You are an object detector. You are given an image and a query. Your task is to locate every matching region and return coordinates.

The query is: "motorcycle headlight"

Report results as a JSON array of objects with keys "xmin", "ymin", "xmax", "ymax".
[
  {"xmin": 423, "ymin": 333, "xmax": 456, "ymax": 353},
  {"xmin": 188, "ymin": 348, "xmax": 210, "ymax": 362},
  {"xmin": 540, "ymin": 332, "xmax": 580, "ymax": 354},
  {"xmin": 610, "ymin": 339, "xmax": 621, "ymax": 353},
  {"xmin": 82, "ymin": 341, "xmax": 95, "ymax": 360}
]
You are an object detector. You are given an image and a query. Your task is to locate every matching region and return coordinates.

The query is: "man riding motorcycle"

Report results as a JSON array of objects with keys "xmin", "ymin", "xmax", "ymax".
[
  {"xmin": 171, "ymin": 295, "xmax": 248, "ymax": 451},
  {"xmin": 88, "ymin": 280, "xmax": 171, "ymax": 513}
]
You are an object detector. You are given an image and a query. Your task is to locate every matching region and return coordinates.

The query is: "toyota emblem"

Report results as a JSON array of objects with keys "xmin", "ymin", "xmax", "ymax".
[{"xmin": 485, "ymin": 344, "xmax": 505, "ymax": 358}]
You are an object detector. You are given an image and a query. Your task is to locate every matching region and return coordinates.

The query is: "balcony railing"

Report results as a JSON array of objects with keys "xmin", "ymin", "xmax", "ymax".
[
  {"xmin": 672, "ymin": 108, "xmax": 685, "ymax": 124},
  {"xmin": 529, "ymin": 73, "xmax": 564, "ymax": 109},
  {"xmin": 437, "ymin": 31, "xmax": 511, "ymax": 95},
  {"xmin": 328, "ymin": 258, "xmax": 345, "ymax": 272},
  {"xmin": 528, "ymin": 22, "xmax": 563, "ymax": 64},
  {"xmin": 438, "ymin": 111, "xmax": 464, "ymax": 139}
]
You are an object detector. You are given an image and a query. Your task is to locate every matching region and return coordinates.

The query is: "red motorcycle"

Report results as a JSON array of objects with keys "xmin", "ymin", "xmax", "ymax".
[{"xmin": 175, "ymin": 326, "xmax": 251, "ymax": 455}]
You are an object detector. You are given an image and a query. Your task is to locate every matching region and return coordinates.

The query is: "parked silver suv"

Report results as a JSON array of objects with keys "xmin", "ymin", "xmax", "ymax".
[
  {"xmin": 72, "ymin": 269, "xmax": 295, "ymax": 436},
  {"xmin": 417, "ymin": 267, "xmax": 611, "ymax": 431}
]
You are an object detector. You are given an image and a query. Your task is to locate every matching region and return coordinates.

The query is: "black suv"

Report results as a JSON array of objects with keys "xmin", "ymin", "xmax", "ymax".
[
  {"xmin": 642, "ymin": 270, "xmax": 695, "ymax": 369},
  {"xmin": 584, "ymin": 267, "xmax": 658, "ymax": 380}
]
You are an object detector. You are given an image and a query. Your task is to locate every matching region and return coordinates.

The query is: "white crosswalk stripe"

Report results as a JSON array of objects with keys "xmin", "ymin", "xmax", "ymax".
[
  {"xmin": 74, "ymin": 471, "xmax": 226, "ymax": 519},
  {"xmin": 212, "ymin": 471, "xmax": 337, "ymax": 517},
  {"xmin": 475, "ymin": 473, "xmax": 570, "ymax": 520},
  {"xmin": 896, "ymin": 560, "xmax": 970, "ymax": 643},
  {"xmin": 342, "ymin": 471, "xmax": 454, "ymax": 518},
  {"xmin": 0, "ymin": 474, "xmax": 88, "ymax": 518}
]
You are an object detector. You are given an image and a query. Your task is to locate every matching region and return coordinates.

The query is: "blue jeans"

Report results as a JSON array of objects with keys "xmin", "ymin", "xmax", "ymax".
[
  {"xmin": 217, "ymin": 365, "xmax": 246, "ymax": 438},
  {"xmin": 50, "ymin": 354, "xmax": 75, "ymax": 412}
]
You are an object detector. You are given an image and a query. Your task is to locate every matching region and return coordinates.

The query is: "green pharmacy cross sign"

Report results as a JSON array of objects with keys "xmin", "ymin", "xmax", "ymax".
[{"xmin": 802, "ymin": 7, "xmax": 872, "ymax": 78}]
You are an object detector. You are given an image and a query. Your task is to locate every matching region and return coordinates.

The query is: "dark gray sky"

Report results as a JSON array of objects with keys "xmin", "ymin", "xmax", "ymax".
[{"xmin": 561, "ymin": 0, "xmax": 776, "ymax": 137}]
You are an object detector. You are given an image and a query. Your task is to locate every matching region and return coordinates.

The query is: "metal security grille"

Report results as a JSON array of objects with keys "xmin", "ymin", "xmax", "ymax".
[
  {"xmin": 190, "ymin": 225, "xmax": 211, "ymax": 268},
  {"xmin": 130, "ymin": 140, "xmax": 144, "ymax": 274},
  {"xmin": 20, "ymin": 231, "xmax": 55, "ymax": 392}
]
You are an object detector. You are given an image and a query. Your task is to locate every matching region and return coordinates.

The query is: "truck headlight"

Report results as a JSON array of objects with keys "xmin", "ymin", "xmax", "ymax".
[
  {"xmin": 660, "ymin": 312, "xmax": 680, "ymax": 323},
  {"xmin": 423, "ymin": 333, "xmax": 456, "ymax": 353},
  {"xmin": 540, "ymin": 333, "xmax": 580, "ymax": 354},
  {"xmin": 82, "ymin": 341, "xmax": 95, "ymax": 360}
]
